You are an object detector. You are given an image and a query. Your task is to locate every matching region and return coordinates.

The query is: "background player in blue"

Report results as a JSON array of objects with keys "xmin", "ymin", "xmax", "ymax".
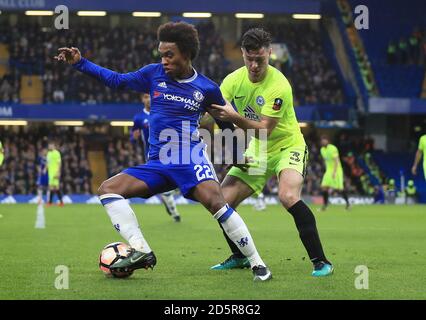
[
  {"xmin": 131, "ymin": 93, "xmax": 181, "ymax": 222},
  {"xmin": 55, "ymin": 21, "xmax": 271, "ymax": 281},
  {"xmin": 36, "ymin": 147, "xmax": 49, "ymax": 205}
]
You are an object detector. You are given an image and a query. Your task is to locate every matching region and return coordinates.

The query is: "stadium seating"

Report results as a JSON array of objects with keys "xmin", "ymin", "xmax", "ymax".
[
  {"xmin": 1, "ymin": 13, "xmax": 422, "ymax": 201},
  {"xmin": 373, "ymin": 65, "xmax": 424, "ymax": 97},
  {"xmin": 347, "ymin": 0, "xmax": 426, "ymax": 98},
  {"xmin": 87, "ymin": 150, "xmax": 108, "ymax": 193},
  {"xmin": 0, "ymin": 127, "xmax": 93, "ymax": 195},
  {"xmin": 0, "ymin": 43, "xmax": 9, "ymax": 78},
  {"xmin": 372, "ymin": 150, "xmax": 426, "ymax": 203},
  {"xmin": 20, "ymin": 75, "xmax": 43, "ymax": 104},
  {"xmin": 0, "ymin": 17, "xmax": 346, "ymax": 107}
]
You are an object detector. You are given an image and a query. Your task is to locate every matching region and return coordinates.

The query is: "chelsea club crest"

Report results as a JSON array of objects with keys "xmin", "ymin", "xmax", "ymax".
[
  {"xmin": 256, "ymin": 96, "xmax": 265, "ymax": 106},
  {"xmin": 193, "ymin": 90, "xmax": 205, "ymax": 102}
]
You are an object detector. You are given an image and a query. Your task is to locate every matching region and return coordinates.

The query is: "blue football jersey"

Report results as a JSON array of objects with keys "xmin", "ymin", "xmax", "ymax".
[
  {"xmin": 73, "ymin": 60, "xmax": 227, "ymax": 163},
  {"xmin": 132, "ymin": 109, "xmax": 150, "ymax": 158},
  {"xmin": 38, "ymin": 156, "xmax": 47, "ymax": 173},
  {"xmin": 37, "ymin": 155, "xmax": 48, "ymax": 186}
]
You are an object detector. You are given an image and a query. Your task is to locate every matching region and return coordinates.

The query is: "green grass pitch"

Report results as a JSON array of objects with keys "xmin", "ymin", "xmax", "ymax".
[{"xmin": 0, "ymin": 203, "xmax": 425, "ymax": 300}]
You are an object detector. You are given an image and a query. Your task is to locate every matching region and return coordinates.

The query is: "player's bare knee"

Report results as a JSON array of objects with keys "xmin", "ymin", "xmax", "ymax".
[
  {"xmin": 197, "ymin": 185, "xmax": 227, "ymax": 213},
  {"xmin": 203, "ymin": 191, "xmax": 227, "ymax": 214},
  {"xmin": 97, "ymin": 180, "xmax": 114, "ymax": 196},
  {"xmin": 222, "ymin": 190, "xmax": 237, "ymax": 208},
  {"xmin": 97, "ymin": 182, "xmax": 106, "ymax": 196},
  {"xmin": 208, "ymin": 198, "xmax": 227, "ymax": 214},
  {"xmin": 279, "ymin": 190, "xmax": 300, "ymax": 209}
]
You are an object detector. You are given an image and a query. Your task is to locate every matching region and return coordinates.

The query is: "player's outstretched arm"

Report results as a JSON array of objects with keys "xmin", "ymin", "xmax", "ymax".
[
  {"xmin": 411, "ymin": 149, "xmax": 422, "ymax": 175},
  {"xmin": 209, "ymin": 101, "xmax": 279, "ymax": 137},
  {"xmin": 54, "ymin": 47, "xmax": 147, "ymax": 92}
]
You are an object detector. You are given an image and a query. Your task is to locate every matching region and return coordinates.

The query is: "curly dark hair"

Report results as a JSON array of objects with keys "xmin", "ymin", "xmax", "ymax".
[
  {"xmin": 157, "ymin": 22, "xmax": 200, "ymax": 60},
  {"xmin": 241, "ymin": 28, "xmax": 272, "ymax": 51}
]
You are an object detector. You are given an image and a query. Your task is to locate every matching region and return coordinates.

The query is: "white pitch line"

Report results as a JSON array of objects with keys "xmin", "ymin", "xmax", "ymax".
[{"xmin": 35, "ymin": 203, "xmax": 46, "ymax": 229}]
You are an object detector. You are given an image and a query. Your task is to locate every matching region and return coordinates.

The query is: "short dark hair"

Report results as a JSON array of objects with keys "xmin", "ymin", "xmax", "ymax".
[
  {"xmin": 157, "ymin": 22, "xmax": 200, "ymax": 60},
  {"xmin": 241, "ymin": 28, "xmax": 272, "ymax": 51}
]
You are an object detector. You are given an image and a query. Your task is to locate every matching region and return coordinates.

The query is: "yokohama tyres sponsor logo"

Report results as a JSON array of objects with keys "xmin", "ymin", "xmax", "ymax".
[{"xmin": 163, "ymin": 93, "xmax": 201, "ymax": 108}]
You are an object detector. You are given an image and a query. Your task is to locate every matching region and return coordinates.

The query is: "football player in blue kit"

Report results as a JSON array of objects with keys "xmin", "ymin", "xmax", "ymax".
[
  {"xmin": 55, "ymin": 21, "xmax": 271, "ymax": 281},
  {"xmin": 36, "ymin": 147, "xmax": 49, "ymax": 205},
  {"xmin": 131, "ymin": 93, "xmax": 181, "ymax": 222}
]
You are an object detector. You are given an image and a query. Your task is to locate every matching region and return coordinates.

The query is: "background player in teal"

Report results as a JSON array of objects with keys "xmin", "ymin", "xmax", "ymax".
[
  {"xmin": 405, "ymin": 180, "xmax": 417, "ymax": 204},
  {"xmin": 55, "ymin": 21, "xmax": 271, "ymax": 281},
  {"xmin": 0, "ymin": 140, "xmax": 4, "ymax": 167},
  {"xmin": 131, "ymin": 93, "xmax": 181, "ymax": 222},
  {"xmin": 319, "ymin": 136, "xmax": 350, "ymax": 211},
  {"xmin": 46, "ymin": 142, "xmax": 64, "ymax": 206},
  {"xmin": 411, "ymin": 134, "xmax": 426, "ymax": 180}
]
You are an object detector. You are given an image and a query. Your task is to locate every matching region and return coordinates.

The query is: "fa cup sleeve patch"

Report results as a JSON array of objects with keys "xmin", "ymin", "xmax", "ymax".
[{"xmin": 272, "ymin": 98, "xmax": 283, "ymax": 110}]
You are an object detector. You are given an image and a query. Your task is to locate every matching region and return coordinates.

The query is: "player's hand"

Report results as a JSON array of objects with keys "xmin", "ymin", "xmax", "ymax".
[
  {"xmin": 209, "ymin": 100, "xmax": 238, "ymax": 122},
  {"xmin": 411, "ymin": 166, "xmax": 417, "ymax": 176},
  {"xmin": 132, "ymin": 130, "xmax": 141, "ymax": 141},
  {"xmin": 54, "ymin": 47, "xmax": 81, "ymax": 64}
]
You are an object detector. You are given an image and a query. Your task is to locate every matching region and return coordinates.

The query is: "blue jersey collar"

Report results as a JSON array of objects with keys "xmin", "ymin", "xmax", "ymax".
[{"xmin": 176, "ymin": 68, "xmax": 198, "ymax": 83}]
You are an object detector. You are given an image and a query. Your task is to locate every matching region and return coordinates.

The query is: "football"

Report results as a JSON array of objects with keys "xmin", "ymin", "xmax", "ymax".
[{"xmin": 99, "ymin": 242, "xmax": 133, "ymax": 278}]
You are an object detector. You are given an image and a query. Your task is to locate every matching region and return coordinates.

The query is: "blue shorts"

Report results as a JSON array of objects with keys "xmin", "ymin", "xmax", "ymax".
[
  {"xmin": 122, "ymin": 157, "xmax": 218, "ymax": 199},
  {"xmin": 37, "ymin": 174, "xmax": 49, "ymax": 187}
]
